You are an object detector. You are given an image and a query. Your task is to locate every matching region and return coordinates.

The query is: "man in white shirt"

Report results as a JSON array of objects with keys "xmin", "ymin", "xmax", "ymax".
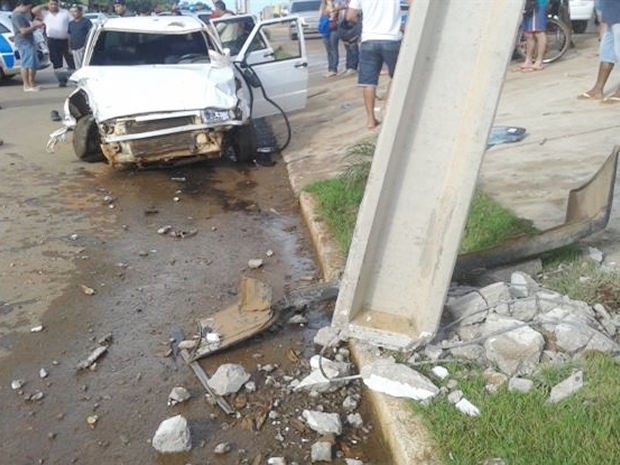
[
  {"xmin": 347, "ymin": 0, "xmax": 409, "ymax": 129},
  {"xmin": 41, "ymin": 0, "xmax": 74, "ymax": 87}
]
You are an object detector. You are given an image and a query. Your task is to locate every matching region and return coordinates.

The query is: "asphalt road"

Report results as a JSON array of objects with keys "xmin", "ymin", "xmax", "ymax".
[{"xmin": 0, "ymin": 40, "xmax": 385, "ymax": 464}]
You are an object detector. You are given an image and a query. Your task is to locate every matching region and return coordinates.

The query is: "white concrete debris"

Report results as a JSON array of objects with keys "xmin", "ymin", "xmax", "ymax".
[
  {"xmin": 267, "ymin": 457, "xmax": 287, "ymax": 465},
  {"xmin": 423, "ymin": 344, "xmax": 444, "ymax": 361},
  {"xmin": 207, "ymin": 364, "xmax": 251, "ymax": 396},
  {"xmin": 449, "ymin": 344, "xmax": 486, "ymax": 362},
  {"xmin": 508, "ymin": 377, "xmax": 534, "ymax": 393},
  {"xmin": 361, "ymin": 359, "xmax": 439, "ymax": 401},
  {"xmin": 76, "ymin": 346, "xmax": 108, "ymax": 371},
  {"xmin": 214, "ymin": 442, "xmax": 232, "ymax": 454},
  {"xmin": 294, "ymin": 366, "xmax": 341, "ymax": 393},
  {"xmin": 588, "ymin": 246, "xmax": 604, "ymax": 264},
  {"xmin": 483, "ymin": 315, "xmax": 544, "ymax": 375},
  {"xmin": 11, "ymin": 379, "xmax": 24, "ymax": 390},
  {"xmin": 510, "ymin": 298, "xmax": 539, "ymax": 321},
  {"xmin": 310, "ymin": 355, "xmax": 351, "ymax": 376},
  {"xmin": 152, "ymin": 415, "xmax": 192, "ymax": 453},
  {"xmin": 302, "ymin": 410, "xmax": 343, "ymax": 435},
  {"xmin": 167, "ymin": 386, "xmax": 191, "ymax": 406},
  {"xmin": 431, "ymin": 366, "xmax": 449, "ymax": 380},
  {"xmin": 548, "ymin": 370, "xmax": 584, "ymax": 403},
  {"xmin": 455, "ymin": 397, "xmax": 480, "ymax": 416},
  {"xmin": 345, "ymin": 460, "xmax": 364, "ymax": 465},
  {"xmin": 248, "ymin": 258, "xmax": 264, "ymax": 269},
  {"xmin": 510, "ymin": 272, "xmax": 539, "ymax": 299},
  {"xmin": 342, "ymin": 395, "xmax": 359, "ymax": 411},
  {"xmin": 446, "ymin": 282, "xmax": 512, "ymax": 325},
  {"xmin": 311, "ymin": 441, "xmax": 333, "ymax": 462},
  {"xmin": 346, "ymin": 413, "xmax": 364, "ymax": 428},
  {"xmin": 39, "ymin": 368, "xmax": 48, "ymax": 379},
  {"xmin": 313, "ymin": 326, "xmax": 342, "ymax": 348},
  {"xmin": 30, "ymin": 325, "xmax": 44, "ymax": 333},
  {"xmin": 447, "ymin": 390, "xmax": 463, "ymax": 404}
]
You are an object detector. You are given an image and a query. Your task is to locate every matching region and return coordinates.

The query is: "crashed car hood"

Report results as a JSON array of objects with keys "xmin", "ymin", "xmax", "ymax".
[{"xmin": 71, "ymin": 65, "xmax": 238, "ymax": 121}]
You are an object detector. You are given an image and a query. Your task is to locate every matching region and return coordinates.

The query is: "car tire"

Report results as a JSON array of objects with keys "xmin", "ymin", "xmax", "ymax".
[
  {"xmin": 572, "ymin": 20, "xmax": 588, "ymax": 34},
  {"xmin": 234, "ymin": 123, "xmax": 258, "ymax": 163},
  {"xmin": 73, "ymin": 115, "xmax": 105, "ymax": 163}
]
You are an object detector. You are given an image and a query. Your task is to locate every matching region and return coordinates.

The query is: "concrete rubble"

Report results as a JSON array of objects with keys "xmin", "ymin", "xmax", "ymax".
[
  {"xmin": 302, "ymin": 410, "xmax": 343, "ymax": 435},
  {"xmin": 360, "ymin": 358, "xmax": 440, "ymax": 401},
  {"xmin": 167, "ymin": 386, "xmax": 191, "ymax": 406},
  {"xmin": 207, "ymin": 363, "xmax": 251, "ymax": 396},
  {"xmin": 151, "ymin": 415, "xmax": 192, "ymax": 453},
  {"xmin": 548, "ymin": 370, "xmax": 584, "ymax": 403},
  {"xmin": 311, "ymin": 440, "xmax": 333, "ymax": 462}
]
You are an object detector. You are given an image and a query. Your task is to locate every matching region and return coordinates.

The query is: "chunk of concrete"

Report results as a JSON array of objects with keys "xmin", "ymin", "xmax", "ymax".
[
  {"xmin": 207, "ymin": 364, "xmax": 251, "ymax": 396},
  {"xmin": 311, "ymin": 441, "xmax": 333, "ymax": 462},
  {"xmin": 302, "ymin": 410, "xmax": 342, "ymax": 435},
  {"xmin": 309, "ymin": 355, "xmax": 351, "ymax": 376},
  {"xmin": 584, "ymin": 332, "xmax": 618, "ymax": 354},
  {"xmin": 360, "ymin": 359, "xmax": 439, "ymax": 401},
  {"xmin": 510, "ymin": 272, "xmax": 539, "ymax": 298},
  {"xmin": 534, "ymin": 289, "xmax": 563, "ymax": 313},
  {"xmin": 431, "ymin": 366, "xmax": 449, "ymax": 380},
  {"xmin": 548, "ymin": 370, "xmax": 584, "ymax": 403},
  {"xmin": 346, "ymin": 413, "xmax": 363, "ymax": 428},
  {"xmin": 294, "ymin": 366, "xmax": 342, "ymax": 393},
  {"xmin": 483, "ymin": 316, "xmax": 544, "ymax": 375},
  {"xmin": 167, "ymin": 386, "xmax": 191, "ymax": 406},
  {"xmin": 152, "ymin": 415, "xmax": 192, "ymax": 453},
  {"xmin": 508, "ymin": 377, "xmax": 534, "ymax": 393},
  {"xmin": 510, "ymin": 298, "xmax": 538, "ymax": 321},
  {"xmin": 446, "ymin": 282, "xmax": 512, "ymax": 325},
  {"xmin": 313, "ymin": 326, "xmax": 342, "ymax": 348},
  {"xmin": 423, "ymin": 343, "xmax": 444, "ymax": 361},
  {"xmin": 455, "ymin": 397, "xmax": 480, "ymax": 416},
  {"xmin": 450, "ymin": 343, "xmax": 486, "ymax": 362}
]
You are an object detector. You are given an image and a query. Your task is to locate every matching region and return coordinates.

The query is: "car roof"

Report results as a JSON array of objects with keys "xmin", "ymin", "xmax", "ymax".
[{"xmin": 101, "ymin": 15, "xmax": 206, "ymax": 33}]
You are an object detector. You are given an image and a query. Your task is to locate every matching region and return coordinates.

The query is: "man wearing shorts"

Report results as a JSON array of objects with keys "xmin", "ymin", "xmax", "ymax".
[
  {"xmin": 347, "ymin": 0, "xmax": 407, "ymax": 129},
  {"xmin": 579, "ymin": 0, "xmax": 620, "ymax": 102},
  {"xmin": 517, "ymin": 0, "xmax": 549, "ymax": 71},
  {"xmin": 11, "ymin": 0, "xmax": 45, "ymax": 91}
]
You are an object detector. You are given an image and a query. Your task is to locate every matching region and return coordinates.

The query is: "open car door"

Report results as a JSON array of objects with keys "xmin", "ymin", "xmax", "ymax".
[{"xmin": 213, "ymin": 16, "xmax": 308, "ymax": 118}]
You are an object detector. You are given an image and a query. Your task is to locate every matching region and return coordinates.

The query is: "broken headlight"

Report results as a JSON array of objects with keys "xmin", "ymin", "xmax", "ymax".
[{"xmin": 201, "ymin": 109, "xmax": 233, "ymax": 124}]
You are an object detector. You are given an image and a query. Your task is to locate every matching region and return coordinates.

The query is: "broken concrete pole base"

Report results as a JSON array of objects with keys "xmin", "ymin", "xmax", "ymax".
[{"xmin": 152, "ymin": 415, "xmax": 192, "ymax": 453}]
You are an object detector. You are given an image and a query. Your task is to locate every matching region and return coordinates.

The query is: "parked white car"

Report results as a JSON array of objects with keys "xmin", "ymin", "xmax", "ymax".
[
  {"xmin": 48, "ymin": 15, "xmax": 308, "ymax": 167},
  {"xmin": 0, "ymin": 11, "xmax": 50, "ymax": 79},
  {"xmin": 569, "ymin": 0, "xmax": 595, "ymax": 33}
]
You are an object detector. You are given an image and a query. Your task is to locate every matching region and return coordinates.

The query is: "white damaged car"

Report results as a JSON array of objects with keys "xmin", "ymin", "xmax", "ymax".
[{"xmin": 48, "ymin": 15, "xmax": 308, "ymax": 167}]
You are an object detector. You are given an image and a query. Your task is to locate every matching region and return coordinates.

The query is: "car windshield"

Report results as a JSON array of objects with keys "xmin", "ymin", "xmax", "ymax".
[
  {"xmin": 290, "ymin": 1, "xmax": 321, "ymax": 13},
  {"xmin": 89, "ymin": 30, "xmax": 211, "ymax": 65}
]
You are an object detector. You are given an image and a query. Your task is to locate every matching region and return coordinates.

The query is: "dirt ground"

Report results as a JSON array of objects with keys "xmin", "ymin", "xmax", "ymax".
[{"xmin": 0, "ymin": 40, "xmax": 386, "ymax": 464}]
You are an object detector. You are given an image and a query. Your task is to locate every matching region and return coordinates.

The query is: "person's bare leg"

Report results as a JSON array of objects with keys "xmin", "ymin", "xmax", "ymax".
[
  {"xmin": 363, "ymin": 86, "xmax": 378, "ymax": 129},
  {"xmin": 581, "ymin": 62, "xmax": 614, "ymax": 99},
  {"xmin": 20, "ymin": 68, "xmax": 30, "ymax": 90},
  {"xmin": 532, "ymin": 31, "xmax": 546, "ymax": 69},
  {"xmin": 520, "ymin": 32, "xmax": 535, "ymax": 68}
]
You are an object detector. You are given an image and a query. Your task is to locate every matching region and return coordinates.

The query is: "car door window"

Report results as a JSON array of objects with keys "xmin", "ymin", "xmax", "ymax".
[{"xmin": 240, "ymin": 18, "xmax": 303, "ymax": 66}]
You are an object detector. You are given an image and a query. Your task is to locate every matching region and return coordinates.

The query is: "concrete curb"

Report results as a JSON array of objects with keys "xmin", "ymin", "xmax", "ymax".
[{"xmin": 298, "ymin": 191, "xmax": 440, "ymax": 465}]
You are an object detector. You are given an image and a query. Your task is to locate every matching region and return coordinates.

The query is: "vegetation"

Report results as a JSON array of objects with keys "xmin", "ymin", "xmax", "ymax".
[
  {"xmin": 410, "ymin": 353, "xmax": 620, "ymax": 465},
  {"xmin": 304, "ymin": 140, "xmax": 537, "ymax": 255}
]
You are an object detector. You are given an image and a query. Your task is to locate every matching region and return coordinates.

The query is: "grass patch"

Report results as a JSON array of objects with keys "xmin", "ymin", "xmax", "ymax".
[
  {"xmin": 540, "ymin": 258, "xmax": 620, "ymax": 309},
  {"xmin": 304, "ymin": 141, "xmax": 538, "ymax": 255},
  {"xmin": 410, "ymin": 353, "xmax": 620, "ymax": 465}
]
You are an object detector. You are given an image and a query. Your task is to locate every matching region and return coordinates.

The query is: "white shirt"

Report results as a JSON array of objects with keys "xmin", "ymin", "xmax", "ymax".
[
  {"xmin": 42, "ymin": 9, "xmax": 71, "ymax": 40},
  {"xmin": 349, "ymin": 0, "xmax": 402, "ymax": 42}
]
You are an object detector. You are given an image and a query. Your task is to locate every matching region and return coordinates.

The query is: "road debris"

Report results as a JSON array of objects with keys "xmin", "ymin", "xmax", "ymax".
[
  {"xmin": 11, "ymin": 379, "xmax": 24, "ymax": 390},
  {"xmin": 30, "ymin": 325, "xmax": 44, "ymax": 333},
  {"xmin": 152, "ymin": 415, "xmax": 192, "ymax": 453},
  {"xmin": 248, "ymin": 258, "xmax": 264, "ymax": 269},
  {"xmin": 167, "ymin": 386, "xmax": 191, "ymax": 406},
  {"xmin": 76, "ymin": 345, "xmax": 108, "ymax": 371},
  {"xmin": 39, "ymin": 368, "xmax": 48, "ymax": 379},
  {"xmin": 207, "ymin": 364, "xmax": 251, "ymax": 396},
  {"xmin": 80, "ymin": 285, "xmax": 96, "ymax": 296},
  {"xmin": 86, "ymin": 415, "xmax": 99, "ymax": 429}
]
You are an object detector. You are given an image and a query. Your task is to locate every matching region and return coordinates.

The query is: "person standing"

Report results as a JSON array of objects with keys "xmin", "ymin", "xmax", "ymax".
[
  {"xmin": 113, "ymin": 0, "xmax": 135, "ymax": 17},
  {"xmin": 579, "ymin": 0, "xmax": 620, "ymax": 102},
  {"xmin": 336, "ymin": 0, "xmax": 359, "ymax": 75},
  {"xmin": 346, "ymin": 0, "xmax": 406, "ymax": 129},
  {"xmin": 319, "ymin": 0, "xmax": 342, "ymax": 77},
  {"xmin": 517, "ymin": 0, "xmax": 549, "ymax": 72},
  {"xmin": 67, "ymin": 5, "xmax": 91, "ymax": 69},
  {"xmin": 11, "ymin": 0, "xmax": 45, "ymax": 92},
  {"xmin": 41, "ymin": 0, "xmax": 75, "ymax": 87}
]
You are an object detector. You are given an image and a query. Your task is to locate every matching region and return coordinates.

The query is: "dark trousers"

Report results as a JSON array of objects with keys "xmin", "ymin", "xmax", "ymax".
[{"xmin": 47, "ymin": 37, "xmax": 75, "ymax": 71}]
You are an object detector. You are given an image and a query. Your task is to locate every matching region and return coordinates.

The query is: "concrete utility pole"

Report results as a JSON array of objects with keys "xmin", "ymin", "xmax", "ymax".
[{"xmin": 332, "ymin": 0, "xmax": 525, "ymax": 349}]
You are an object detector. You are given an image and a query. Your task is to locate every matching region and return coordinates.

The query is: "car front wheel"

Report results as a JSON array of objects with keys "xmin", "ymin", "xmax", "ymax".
[{"xmin": 73, "ymin": 115, "xmax": 105, "ymax": 163}]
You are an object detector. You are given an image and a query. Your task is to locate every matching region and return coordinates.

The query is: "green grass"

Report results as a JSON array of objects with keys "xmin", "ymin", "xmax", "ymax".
[
  {"xmin": 304, "ymin": 141, "xmax": 538, "ymax": 255},
  {"xmin": 410, "ymin": 353, "xmax": 620, "ymax": 465}
]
